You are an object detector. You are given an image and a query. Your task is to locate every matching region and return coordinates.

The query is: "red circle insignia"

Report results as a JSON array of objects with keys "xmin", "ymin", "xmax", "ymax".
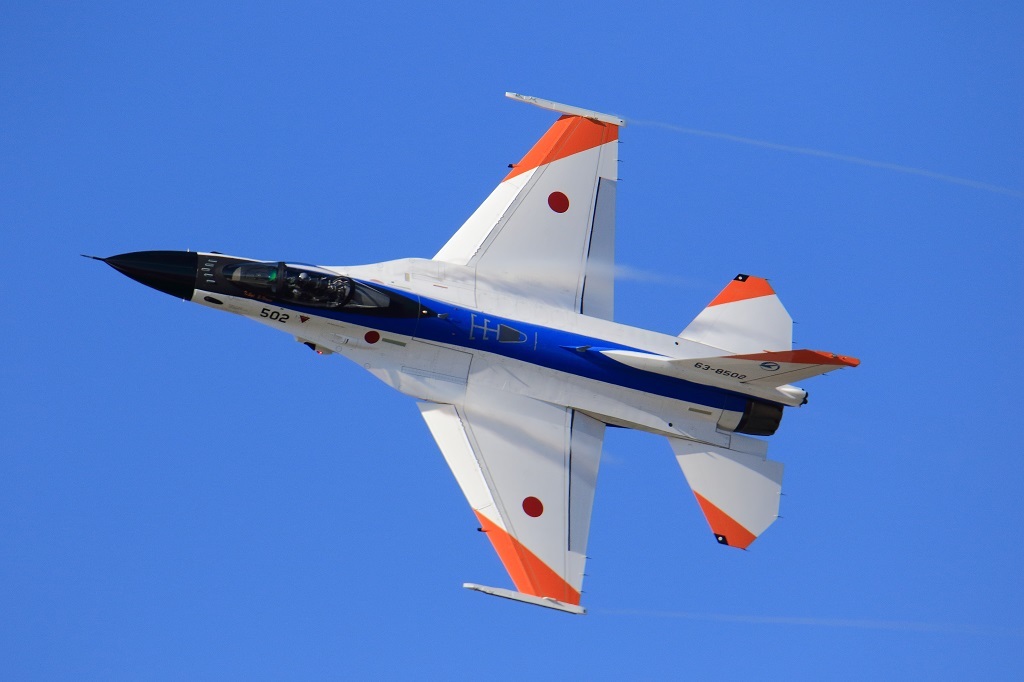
[
  {"xmin": 547, "ymin": 191, "xmax": 570, "ymax": 213},
  {"xmin": 522, "ymin": 496, "xmax": 544, "ymax": 517}
]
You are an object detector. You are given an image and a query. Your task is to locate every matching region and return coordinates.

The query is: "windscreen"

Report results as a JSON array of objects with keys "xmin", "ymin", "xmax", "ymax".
[{"xmin": 218, "ymin": 260, "xmax": 419, "ymax": 317}]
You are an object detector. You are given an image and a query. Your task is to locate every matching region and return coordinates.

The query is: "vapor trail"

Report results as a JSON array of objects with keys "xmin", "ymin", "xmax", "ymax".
[
  {"xmin": 631, "ymin": 119, "xmax": 1024, "ymax": 199},
  {"xmin": 597, "ymin": 608, "xmax": 1023, "ymax": 637}
]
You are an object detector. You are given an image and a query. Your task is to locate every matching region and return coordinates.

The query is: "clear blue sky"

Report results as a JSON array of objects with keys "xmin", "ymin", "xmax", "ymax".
[{"xmin": 3, "ymin": 2, "xmax": 1022, "ymax": 679}]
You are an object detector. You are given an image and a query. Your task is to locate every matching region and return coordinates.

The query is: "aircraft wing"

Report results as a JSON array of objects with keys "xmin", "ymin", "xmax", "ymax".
[
  {"xmin": 418, "ymin": 391, "xmax": 605, "ymax": 614},
  {"xmin": 433, "ymin": 93, "xmax": 623, "ymax": 320}
]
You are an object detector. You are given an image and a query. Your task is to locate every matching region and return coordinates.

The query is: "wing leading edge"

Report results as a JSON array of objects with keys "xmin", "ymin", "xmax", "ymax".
[{"xmin": 418, "ymin": 394, "xmax": 604, "ymax": 614}]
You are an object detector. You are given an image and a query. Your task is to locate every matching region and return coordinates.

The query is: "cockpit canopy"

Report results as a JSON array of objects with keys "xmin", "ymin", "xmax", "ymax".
[{"xmin": 222, "ymin": 261, "xmax": 389, "ymax": 310}]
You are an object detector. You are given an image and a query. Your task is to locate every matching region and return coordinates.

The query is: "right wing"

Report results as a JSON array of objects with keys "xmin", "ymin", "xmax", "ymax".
[
  {"xmin": 434, "ymin": 93, "xmax": 622, "ymax": 319},
  {"xmin": 418, "ymin": 392, "xmax": 605, "ymax": 614}
]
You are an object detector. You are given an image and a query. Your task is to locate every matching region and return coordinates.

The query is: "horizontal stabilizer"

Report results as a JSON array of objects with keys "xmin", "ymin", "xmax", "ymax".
[
  {"xmin": 680, "ymin": 274, "xmax": 792, "ymax": 354},
  {"xmin": 669, "ymin": 438, "xmax": 784, "ymax": 549},
  {"xmin": 463, "ymin": 583, "xmax": 587, "ymax": 615}
]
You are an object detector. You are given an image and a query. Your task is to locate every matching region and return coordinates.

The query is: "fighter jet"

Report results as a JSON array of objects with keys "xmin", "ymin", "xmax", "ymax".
[{"xmin": 91, "ymin": 93, "xmax": 858, "ymax": 614}]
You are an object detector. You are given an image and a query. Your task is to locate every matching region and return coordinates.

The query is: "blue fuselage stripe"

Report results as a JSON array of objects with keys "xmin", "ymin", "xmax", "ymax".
[{"xmin": 277, "ymin": 283, "xmax": 757, "ymax": 412}]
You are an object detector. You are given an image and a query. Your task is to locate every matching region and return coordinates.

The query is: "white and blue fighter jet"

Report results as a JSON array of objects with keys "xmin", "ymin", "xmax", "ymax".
[{"xmin": 92, "ymin": 93, "xmax": 858, "ymax": 614}]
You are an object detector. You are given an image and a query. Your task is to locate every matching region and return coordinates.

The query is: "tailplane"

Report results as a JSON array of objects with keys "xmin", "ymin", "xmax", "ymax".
[
  {"xmin": 669, "ymin": 437, "xmax": 784, "ymax": 549},
  {"xmin": 680, "ymin": 274, "xmax": 791, "ymax": 354}
]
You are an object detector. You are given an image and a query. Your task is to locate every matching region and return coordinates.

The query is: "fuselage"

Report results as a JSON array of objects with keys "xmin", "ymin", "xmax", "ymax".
[{"xmin": 177, "ymin": 252, "xmax": 788, "ymax": 453}]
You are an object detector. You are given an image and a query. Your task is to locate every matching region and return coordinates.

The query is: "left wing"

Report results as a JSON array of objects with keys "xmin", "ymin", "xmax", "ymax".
[
  {"xmin": 433, "ymin": 93, "xmax": 623, "ymax": 319},
  {"xmin": 418, "ymin": 392, "xmax": 605, "ymax": 614}
]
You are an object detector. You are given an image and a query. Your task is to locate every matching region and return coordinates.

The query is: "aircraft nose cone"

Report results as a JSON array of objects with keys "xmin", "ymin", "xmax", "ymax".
[{"xmin": 101, "ymin": 250, "xmax": 198, "ymax": 300}]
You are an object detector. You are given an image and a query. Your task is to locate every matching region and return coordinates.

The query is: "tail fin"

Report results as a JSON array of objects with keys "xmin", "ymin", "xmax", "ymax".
[
  {"xmin": 669, "ymin": 437, "xmax": 783, "ymax": 549},
  {"xmin": 680, "ymin": 274, "xmax": 791, "ymax": 354}
]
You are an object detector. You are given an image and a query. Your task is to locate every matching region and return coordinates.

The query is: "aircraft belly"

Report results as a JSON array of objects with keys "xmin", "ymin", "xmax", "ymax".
[
  {"xmin": 191, "ymin": 289, "xmax": 465, "ymax": 402},
  {"xmin": 459, "ymin": 348, "xmax": 737, "ymax": 447},
  {"xmin": 194, "ymin": 289, "xmax": 748, "ymax": 445},
  {"xmin": 393, "ymin": 340, "xmax": 472, "ymax": 403},
  {"xmin": 338, "ymin": 336, "xmax": 475, "ymax": 404}
]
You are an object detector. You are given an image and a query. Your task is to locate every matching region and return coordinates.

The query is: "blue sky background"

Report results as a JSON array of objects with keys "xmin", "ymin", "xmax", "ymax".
[{"xmin": 2, "ymin": 2, "xmax": 1022, "ymax": 679}]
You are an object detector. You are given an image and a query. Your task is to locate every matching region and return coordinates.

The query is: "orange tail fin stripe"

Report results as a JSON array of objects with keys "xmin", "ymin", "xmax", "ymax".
[
  {"xmin": 504, "ymin": 115, "xmax": 617, "ymax": 182},
  {"xmin": 474, "ymin": 512, "xmax": 581, "ymax": 605},
  {"xmin": 693, "ymin": 492, "xmax": 758, "ymax": 550}
]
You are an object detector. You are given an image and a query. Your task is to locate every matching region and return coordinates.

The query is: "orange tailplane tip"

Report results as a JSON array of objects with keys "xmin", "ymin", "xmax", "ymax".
[
  {"xmin": 707, "ymin": 274, "xmax": 776, "ymax": 306},
  {"xmin": 736, "ymin": 349, "xmax": 860, "ymax": 367},
  {"xmin": 693, "ymin": 492, "xmax": 757, "ymax": 549}
]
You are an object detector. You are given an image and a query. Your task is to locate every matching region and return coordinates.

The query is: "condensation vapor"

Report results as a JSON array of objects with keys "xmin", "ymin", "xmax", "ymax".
[
  {"xmin": 631, "ymin": 120, "xmax": 1024, "ymax": 199},
  {"xmin": 597, "ymin": 608, "xmax": 1024, "ymax": 637}
]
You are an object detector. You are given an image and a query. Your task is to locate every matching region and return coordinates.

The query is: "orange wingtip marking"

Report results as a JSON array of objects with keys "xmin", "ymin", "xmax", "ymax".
[
  {"xmin": 707, "ymin": 275, "xmax": 776, "ymax": 306},
  {"xmin": 474, "ymin": 512, "xmax": 581, "ymax": 605},
  {"xmin": 734, "ymin": 349, "xmax": 861, "ymax": 367},
  {"xmin": 504, "ymin": 115, "xmax": 617, "ymax": 181},
  {"xmin": 693, "ymin": 492, "xmax": 757, "ymax": 550}
]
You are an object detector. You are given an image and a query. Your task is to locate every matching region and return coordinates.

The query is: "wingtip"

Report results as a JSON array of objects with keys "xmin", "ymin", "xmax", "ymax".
[
  {"xmin": 463, "ymin": 583, "xmax": 587, "ymax": 615},
  {"xmin": 504, "ymin": 91, "xmax": 626, "ymax": 127}
]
